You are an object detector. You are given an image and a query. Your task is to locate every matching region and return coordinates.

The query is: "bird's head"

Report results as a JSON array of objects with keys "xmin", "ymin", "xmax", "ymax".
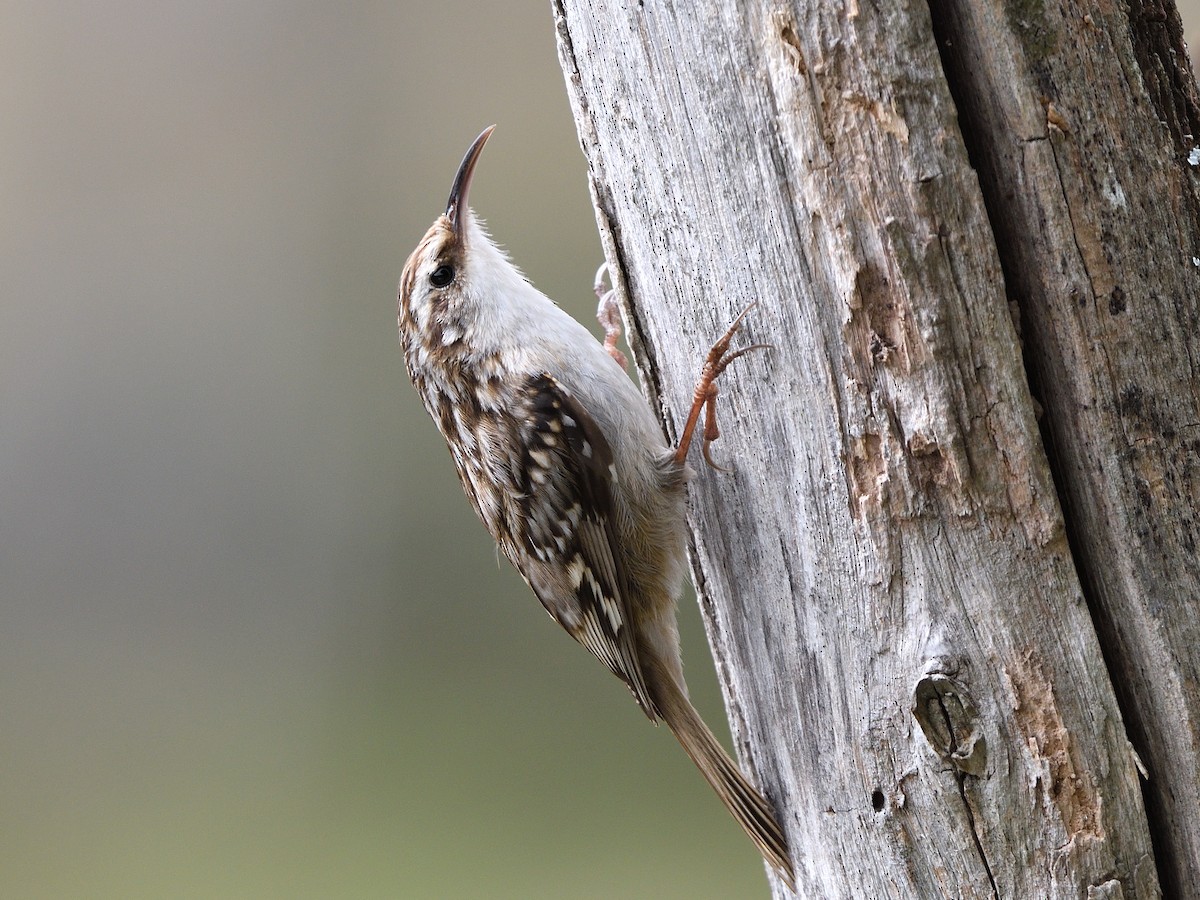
[{"xmin": 399, "ymin": 125, "xmax": 511, "ymax": 342}]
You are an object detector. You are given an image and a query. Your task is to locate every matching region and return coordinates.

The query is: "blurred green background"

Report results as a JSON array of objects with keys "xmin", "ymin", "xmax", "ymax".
[
  {"xmin": 3, "ymin": 3, "xmax": 1198, "ymax": 898},
  {"xmin": 0, "ymin": 1, "xmax": 768, "ymax": 897}
]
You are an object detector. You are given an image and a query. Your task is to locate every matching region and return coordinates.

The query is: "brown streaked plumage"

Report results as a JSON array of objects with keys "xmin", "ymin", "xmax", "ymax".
[{"xmin": 396, "ymin": 126, "xmax": 794, "ymax": 886}]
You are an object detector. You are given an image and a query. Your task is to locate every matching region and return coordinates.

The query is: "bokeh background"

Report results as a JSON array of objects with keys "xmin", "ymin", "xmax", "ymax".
[{"xmin": 3, "ymin": 3, "xmax": 1198, "ymax": 898}]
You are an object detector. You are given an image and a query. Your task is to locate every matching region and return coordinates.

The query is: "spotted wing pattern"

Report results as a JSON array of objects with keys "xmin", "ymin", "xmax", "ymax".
[{"xmin": 515, "ymin": 373, "xmax": 657, "ymax": 720}]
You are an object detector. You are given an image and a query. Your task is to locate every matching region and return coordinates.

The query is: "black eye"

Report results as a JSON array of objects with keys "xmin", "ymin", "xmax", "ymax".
[{"xmin": 429, "ymin": 265, "xmax": 454, "ymax": 287}]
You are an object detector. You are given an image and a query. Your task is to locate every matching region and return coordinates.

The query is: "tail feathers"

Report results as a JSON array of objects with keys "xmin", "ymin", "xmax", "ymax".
[{"xmin": 657, "ymin": 681, "xmax": 795, "ymax": 887}]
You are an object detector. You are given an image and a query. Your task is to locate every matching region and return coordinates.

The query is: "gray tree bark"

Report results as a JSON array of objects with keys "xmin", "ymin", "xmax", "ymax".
[{"xmin": 554, "ymin": 0, "xmax": 1199, "ymax": 897}]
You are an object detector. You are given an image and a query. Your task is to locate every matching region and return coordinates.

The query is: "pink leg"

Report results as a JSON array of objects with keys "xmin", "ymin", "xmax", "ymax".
[
  {"xmin": 594, "ymin": 262, "xmax": 628, "ymax": 371},
  {"xmin": 673, "ymin": 304, "xmax": 770, "ymax": 471}
]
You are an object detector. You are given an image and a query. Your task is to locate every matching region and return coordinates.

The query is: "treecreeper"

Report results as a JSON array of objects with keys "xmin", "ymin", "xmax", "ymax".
[{"xmin": 396, "ymin": 125, "xmax": 793, "ymax": 886}]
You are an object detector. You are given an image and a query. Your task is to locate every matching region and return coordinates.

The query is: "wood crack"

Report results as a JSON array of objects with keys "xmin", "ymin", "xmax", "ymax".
[
  {"xmin": 936, "ymin": 693, "xmax": 1001, "ymax": 900},
  {"xmin": 553, "ymin": 0, "xmax": 1170, "ymax": 893}
]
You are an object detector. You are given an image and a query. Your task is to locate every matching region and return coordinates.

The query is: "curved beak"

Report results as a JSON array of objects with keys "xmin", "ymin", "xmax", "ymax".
[{"xmin": 445, "ymin": 125, "xmax": 496, "ymax": 238}]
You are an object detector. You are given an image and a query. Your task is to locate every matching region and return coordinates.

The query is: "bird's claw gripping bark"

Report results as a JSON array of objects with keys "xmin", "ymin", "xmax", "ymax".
[
  {"xmin": 594, "ymin": 262, "xmax": 628, "ymax": 371},
  {"xmin": 674, "ymin": 303, "xmax": 770, "ymax": 471}
]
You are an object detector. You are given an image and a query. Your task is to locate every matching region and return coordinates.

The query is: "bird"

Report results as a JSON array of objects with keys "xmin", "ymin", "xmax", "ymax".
[{"xmin": 396, "ymin": 125, "xmax": 793, "ymax": 885}]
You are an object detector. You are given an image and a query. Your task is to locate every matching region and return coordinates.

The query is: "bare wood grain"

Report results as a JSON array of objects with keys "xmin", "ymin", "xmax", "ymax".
[
  {"xmin": 927, "ymin": 0, "xmax": 1200, "ymax": 895},
  {"xmin": 554, "ymin": 0, "xmax": 1164, "ymax": 897}
]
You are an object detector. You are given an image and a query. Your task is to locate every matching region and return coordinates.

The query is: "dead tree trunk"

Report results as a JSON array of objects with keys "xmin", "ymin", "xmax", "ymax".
[{"xmin": 554, "ymin": 0, "xmax": 1199, "ymax": 897}]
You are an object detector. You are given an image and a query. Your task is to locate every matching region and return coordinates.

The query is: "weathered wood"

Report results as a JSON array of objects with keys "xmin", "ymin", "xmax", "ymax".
[
  {"xmin": 553, "ymin": 0, "xmax": 1166, "ymax": 896},
  {"xmin": 927, "ymin": 2, "xmax": 1200, "ymax": 895}
]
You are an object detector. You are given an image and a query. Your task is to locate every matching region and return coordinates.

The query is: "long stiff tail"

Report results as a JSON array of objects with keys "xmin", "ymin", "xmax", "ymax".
[{"xmin": 655, "ymin": 677, "xmax": 795, "ymax": 887}]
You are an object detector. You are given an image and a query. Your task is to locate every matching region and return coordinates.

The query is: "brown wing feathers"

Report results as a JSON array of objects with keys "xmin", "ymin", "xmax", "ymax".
[{"xmin": 515, "ymin": 374, "xmax": 659, "ymax": 720}]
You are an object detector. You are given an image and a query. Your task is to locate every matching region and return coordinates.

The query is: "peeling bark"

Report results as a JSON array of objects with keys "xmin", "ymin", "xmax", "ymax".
[
  {"xmin": 552, "ymin": 0, "xmax": 1190, "ymax": 896},
  {"xmin": 928, "ymin": 0, "xmax": 1200, "ymax": 894}
]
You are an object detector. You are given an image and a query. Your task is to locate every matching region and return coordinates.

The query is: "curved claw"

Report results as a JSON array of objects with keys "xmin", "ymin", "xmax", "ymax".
[
  {"xmin": 702, "ymin": 439, "xmax": 731, "ymax": 473},
  {"xmin": 593, "ymin": 262, "xmax": 627, "ymax": 370},
  {"xmin": 593, "ymin": 261, "xmax": 611, "ymax": 297},
  {"xmin": 674, "ymin": 303, "xmax": 770, "ymax": 470}
]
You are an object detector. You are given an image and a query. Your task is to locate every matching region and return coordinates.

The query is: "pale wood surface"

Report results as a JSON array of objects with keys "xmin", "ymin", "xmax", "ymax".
[
  {"xmin": 929, "ymin": 2, "xmax": 1200, "ymax": 895},
  {"xmin": 553, "ymin": 0, "xmax": 1178, "ymax": 896}
]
